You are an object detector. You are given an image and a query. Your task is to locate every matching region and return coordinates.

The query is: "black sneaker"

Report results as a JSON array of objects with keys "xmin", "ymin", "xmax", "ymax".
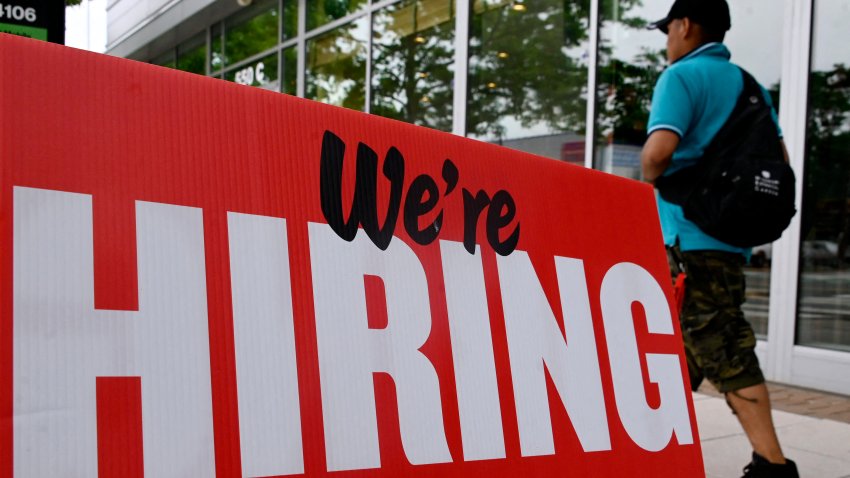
[{"xmin": 741, "ymin": 452, "xmax": 800, "ymax": 478}]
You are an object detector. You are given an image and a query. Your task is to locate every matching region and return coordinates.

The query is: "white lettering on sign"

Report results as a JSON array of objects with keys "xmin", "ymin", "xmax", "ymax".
[
  {"xmin": 0, "ymin": 4, "xmax": 37, "ymax": 23},
  {"xmin": 309, "ymin": 222, "xmax": 453, "ymax": 471},
  {"xmin": 11, "ymin": 186, "xmax": 695, "ymax": 473},
  {"xmin": 13, "ymin": 186, "xmax": 215, "ymax": 477},
  {"xmin": 228, "ymin": 212, "xmax": 304, "ymax": 477},
  {"xmin": 600, "ymin": 263, "xmax": 693, "ymax": 451},
  {"xmin": 498, "ymin": 251, "xmax": 611, "ymax": 456},
  {"xmin": 441, "ymin": 241, "xmax": 506, "ymax": 461}
]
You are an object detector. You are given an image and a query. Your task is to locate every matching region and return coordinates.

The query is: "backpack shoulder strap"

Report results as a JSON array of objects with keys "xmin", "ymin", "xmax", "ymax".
[{"xmin": 655, "ymin": 67, "xmax": 767, "ymax": 204}]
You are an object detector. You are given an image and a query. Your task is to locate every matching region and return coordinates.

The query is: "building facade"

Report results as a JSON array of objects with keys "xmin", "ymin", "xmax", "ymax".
[{"xmin": 107, "ymin": 0, "xmax": 850, "ymax": 396}]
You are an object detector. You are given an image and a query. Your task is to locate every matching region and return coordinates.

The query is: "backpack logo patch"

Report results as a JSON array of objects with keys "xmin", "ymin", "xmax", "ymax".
[{"xmin": 755, "ymin": 173, "xmax": 780, "ymax": 196}]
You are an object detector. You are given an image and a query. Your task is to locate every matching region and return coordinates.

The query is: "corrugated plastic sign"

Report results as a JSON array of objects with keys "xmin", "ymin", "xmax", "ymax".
[{"xmin": 0, "ymin": 34, "xmax": 704, "ymax": 477}]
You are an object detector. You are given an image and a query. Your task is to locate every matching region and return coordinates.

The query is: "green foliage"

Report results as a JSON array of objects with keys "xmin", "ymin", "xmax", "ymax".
[
  {"xmin": 370, "ymin": 0, "xmax": 455, "ymax": 132},
  {"xmin": 802, "ymin": 64, "xmax": 850, "ymax": 241},
  {"xmin": 594, "ymin": 0, "xmax": 666, "ymax": 145},
  {"xmin": 223, "ymin": 2, "xmax": 279, "ymax": 67},
  {"xmin": 307, "ymin": 0, "xmax": 367, "ymax": 31},
  {"xmin": 464, "ymin": 0, "xmax": 654, "ymax": 141},
  {"xmin": 305, "ymin": 19, "xmax": 368, "ymax": 111},
  {"xmin": 176, "ymin": 42, "xmax": 206, "ymax": 76},
  {"xmin": 596, "ymin": 47, "xmax": 666, "ymax": 144},
  {"xmin": 466, "ymin": 0, "xmax": 592, "ymax": 139},
  {"xmin": 65, "ymin": 0, "xmax": 83, "ymax": 6}
]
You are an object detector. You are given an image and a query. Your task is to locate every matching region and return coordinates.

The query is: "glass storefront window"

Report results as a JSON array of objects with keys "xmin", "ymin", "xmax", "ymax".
[
  {"xmin": 307, "ymin": 0, "xmax": 367, "ymax": 31},
  {"xmin": 282, "ymin": 46, "xmax": 297, "ymax": 95},
  {"xmin": 152, "ymin": 51, "xmax": 176, "ymax": 69},
  {"xmin": 283, "ymin": 0, "xmax": 298, "ymax": 40},
  {"xmin": 211, "ymin": 24, "xmax": 223, "ymax": 72},
  {"xmin": 726, "ymin": 0, "xmax": 783, "ymax": 338},
  {"xmin": 371, "ymin": 0, "xmax": 455, "ymax": 132},
  {"xmin": 595, "ymin": 0, "xmax": 783, "ymax": 337},
  {"xmin": 225, "ymin": 53, "xmax": 280, "ymax": 91},
  {"xmin": 224, "ymin": 0, "xmax": 279, "ymax": 67},
  {"xmin": 466, "ymin": 0, "xmax": 591, "ymax": 162},
  {"xmin": 594, "ymin": 0, "xmax": 667, "ymax": 179},
  {"xmin": 306, "ymin": 17, "xmax": 368, "ymax": 111},
  {"xmin": 176, "ymin": 33, "xmax": 206, "ymax": 75},
  {"xmin": 797, "ymin": 0, "xmax": 850, "ymax": 352}
]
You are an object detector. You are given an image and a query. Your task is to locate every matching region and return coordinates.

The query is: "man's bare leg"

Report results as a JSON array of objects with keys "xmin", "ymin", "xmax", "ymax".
[{"xmin": 725, "ymin": 383, "xmax": 786, "ymax": 464}]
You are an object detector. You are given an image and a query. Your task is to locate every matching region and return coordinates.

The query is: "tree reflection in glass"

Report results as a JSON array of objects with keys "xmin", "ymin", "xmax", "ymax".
[
  {"xmin": 177, "ymin": 33, "xmax": 206, "ymax": 76},
  {"xmin": 371, "ymin": 0, "xmax": 455, "ymax": 132},
  {"xmin": 224, "ymin": 0, "xmax": 279, "ymax": 68},
  {"xmin": 152, "ymin": 51, "xmax": 176, "ymax": 69},
  {"xmin": 595, "ymin": 0, "xmax": 666, "ymax": 178},
  {"xmin": 211, "ymin": 24, "xmax": 223, "ymax": 72},
  {"xmin": 798, "ymin": 50, "xmax": 850, "ymax": 351},
  {"xmin": 307, "ymin": 0, "xmax": 368, "ymax": 31},
  {"xmin": 283, "ymin": 0, "xmax": 298, "ymax": 40},
  {"xmin": 306, "ymin": 18, "xmax": 369, "ymax": 111},
  {"xmin": 283, "ymin": 47, "xmax": 297, "ymax": 96},
  {"xmin": 466, "ymin": 0, "xmax": 590, "ymax": 159}
]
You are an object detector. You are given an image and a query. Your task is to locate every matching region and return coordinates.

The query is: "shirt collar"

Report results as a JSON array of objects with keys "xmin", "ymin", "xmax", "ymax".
[{"xmin": 673, "ymin": 42, "xmax": 731, "ymax": 64}]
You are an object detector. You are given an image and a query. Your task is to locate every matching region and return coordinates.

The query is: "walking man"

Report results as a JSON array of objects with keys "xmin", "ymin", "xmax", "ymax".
[{"xmin": 640, "ymin": 1, "xmax": 799, "ymax": 476}]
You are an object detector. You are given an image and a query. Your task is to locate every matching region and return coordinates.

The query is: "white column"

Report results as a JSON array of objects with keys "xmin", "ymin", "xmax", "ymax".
[
  {"xmin": 584, "ymin": 0, "xmax": 601, "ymax": 168},
  {"xmin": 766, "ymin": 0, "xmax": 813, "ymax": 383},
  {"xmin": 452, "ymin": 0, "xmax": 470, "ymax": 136}
]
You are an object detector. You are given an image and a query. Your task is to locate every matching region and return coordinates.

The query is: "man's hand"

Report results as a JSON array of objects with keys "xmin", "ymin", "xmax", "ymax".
[{"xmin": 640, "ymin": 130, "xmax": 681, "ymax": 183}]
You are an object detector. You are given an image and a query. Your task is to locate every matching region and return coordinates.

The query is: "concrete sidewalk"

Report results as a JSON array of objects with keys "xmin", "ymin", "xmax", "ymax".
[{"xmin": 694, "ymin": 390, "xmax": 850, "ymax": 477}]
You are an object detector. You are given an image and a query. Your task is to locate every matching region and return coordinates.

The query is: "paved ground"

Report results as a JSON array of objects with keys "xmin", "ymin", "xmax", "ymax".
[
  {"xmin": 697, "ymin": 381, "xmax": 850, "ymax": 423},
  {"xmin": 695, "ymin": 382, "xmax": 850, "ymax": 477}
]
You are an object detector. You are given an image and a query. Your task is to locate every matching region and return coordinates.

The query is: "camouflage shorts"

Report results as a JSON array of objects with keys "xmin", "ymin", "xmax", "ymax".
[{"xmin": 668, "ymin": 246, "xmax": 765, "ymax": 393}]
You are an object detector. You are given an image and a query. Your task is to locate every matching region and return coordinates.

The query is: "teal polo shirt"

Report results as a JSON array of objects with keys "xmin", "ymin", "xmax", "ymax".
[{"xmin": 648, "ymin": 42, "xmax": 780, "ymax": 253}]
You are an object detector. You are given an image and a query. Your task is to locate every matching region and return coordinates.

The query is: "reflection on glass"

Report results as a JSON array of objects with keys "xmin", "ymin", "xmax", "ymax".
[
  {"xmin": 371, "ymin": 0, "xmax": 455, "ymax": 132},
  {"xmin": 467, "ymin": 0, "xmax": 590, "ymax": 161},
  {"xmin": 225, "ymin": 53, "xmax": 279, "ymax": 91},
  {"xmin": 306, "ymin": 18, "xmax": 368, "ymax": 110},
  {"xmin": 282, "ymin": 47, "xmax": 297, "ymax": 95},
  {"xmin": 797, "ymin": 0, "xmax": 850, "ymax": 352},
  {"xmin": 307, "ymin": 0, "xmax": 367, "ymax": 31},
  {"xmin": 595, "ymin": 0, "xmax": 665, "ymax": 179},
  {"xmin": 224, "ymin": 0, "xmax": 279, "ymax": 67},
  {"xmin": 726, "ymin": 0, "xmax": 783, "ymax": 338},
  {"xmin": 596, "ymin": 0, "xmax": 783, "ymax": 337},
  {"xmin": 283, "ymin": 0, "xmax": 298, "ymax": 40},
  {"xmin": 152, "ymin": 51, "xmax": 176, "ymax": 69},
  {"xmin": 177, "ymin": 33, "xmax": 206, "ymax": 75},
  {"xmin": 211, "ymin": 24, "xmax": 223, "ymax": 72}
]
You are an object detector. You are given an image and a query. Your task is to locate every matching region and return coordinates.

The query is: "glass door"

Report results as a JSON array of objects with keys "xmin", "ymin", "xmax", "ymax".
[
  {"xmin": 796, "ymin": 0, "xmax": 850, "ymax": 353},
  {"xmin": 762, "ymin": 0, "xmax": 850, "ymax": 395}
]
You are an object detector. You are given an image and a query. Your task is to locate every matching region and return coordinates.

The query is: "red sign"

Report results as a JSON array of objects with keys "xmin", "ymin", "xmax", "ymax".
[{"xmin": 0, "ymin": 34, "xmax": 703, "ymax": 477}]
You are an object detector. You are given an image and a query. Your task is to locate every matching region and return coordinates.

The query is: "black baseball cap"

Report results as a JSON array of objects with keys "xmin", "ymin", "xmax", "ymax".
[{"xmin": 648, "ymin": 0, "xmax": 731, "ymax": 34}]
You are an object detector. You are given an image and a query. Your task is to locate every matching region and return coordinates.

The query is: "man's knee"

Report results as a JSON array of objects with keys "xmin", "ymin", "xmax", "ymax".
[{"xmin": 724, "ymin": 388, "xmax": 761, "ymax": 414}]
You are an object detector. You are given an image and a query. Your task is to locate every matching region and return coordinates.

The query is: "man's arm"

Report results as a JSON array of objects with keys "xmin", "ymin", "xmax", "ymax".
[{"xmin": 640, "ymin": 130, "xmax": 681, "ymax": 183}]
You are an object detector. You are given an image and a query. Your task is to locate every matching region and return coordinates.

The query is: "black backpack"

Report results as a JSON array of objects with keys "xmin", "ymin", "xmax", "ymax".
[{"xmin": 654, "ymin": 68, "xmax": 796, "ymax": 248}]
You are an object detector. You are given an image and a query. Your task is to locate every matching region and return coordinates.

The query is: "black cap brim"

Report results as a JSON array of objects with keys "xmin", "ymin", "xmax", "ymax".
[{"xmin": 648, "ymin": 17, "xmax": 672, "ymax": 34}]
